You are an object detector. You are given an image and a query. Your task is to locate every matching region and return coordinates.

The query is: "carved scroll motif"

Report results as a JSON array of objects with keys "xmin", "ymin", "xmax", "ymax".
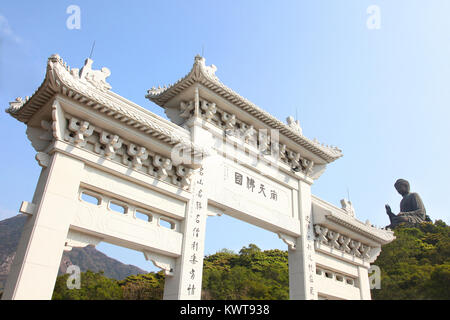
[
  {"xmin": 94, "ymin": 131, "xmax": 123, "ymax": 160},
  {"xmin": 175, "ymin": 165, "xmax": 194, "ymax": 190},
  {"xmin": 180, "ymin": 101, "xmax": 194, "ymax": 119},
  {"xmin": 64, "ymin": 117, "xmax": 94, "ymax": 147},
  {"xmin": 153, "ymin": 155, "xmax": 172, "ymax": 179},
  {"xmin": 62, "ymin": 115, "xmax": 195, "ymax": 190},
  {"xmin": 314, "ymin": 224, "xmax": 373, "ymax": 260},
  {"xmin": 338, "ymin": 235, "xmax": 351, "ymax": 253},
  {"xmin": 127, "ymin": 144, "xmax": 148, "ymax": 170},
  {"xmin": 200, "ymin": 100, "xmax": 217, "ymax": 121}
]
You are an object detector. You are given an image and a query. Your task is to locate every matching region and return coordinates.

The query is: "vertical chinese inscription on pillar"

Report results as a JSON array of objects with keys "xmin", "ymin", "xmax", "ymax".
[
  {"xmin": 184, "ymin": 166, "xmax": 207, "ymax": 298},
  {"xmin": 304, "ymin": 213, "xmax": 317, "ymax": 299}
]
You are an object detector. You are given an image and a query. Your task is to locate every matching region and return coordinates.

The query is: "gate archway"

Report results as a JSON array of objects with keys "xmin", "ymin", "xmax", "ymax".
[{"xmin": 3, "ymin": 54, "xmax": 394, "ymax": 300}]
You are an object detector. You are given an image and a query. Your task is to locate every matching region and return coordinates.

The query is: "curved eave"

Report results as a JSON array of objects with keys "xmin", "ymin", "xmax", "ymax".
[
  {"xmin": 325, "ymin": 215, "xmax": 395, "ymax": 245},
  {"xmin": 6, "ymin": 55, "xmax": 208, "ymax": 158},
  {"xmin": 146, "ymin": 57, "xmax": 343, "ymax": 164},
  {"xmin": 312, "ymin": 195, "xmax": 395, "ymax": 245}
]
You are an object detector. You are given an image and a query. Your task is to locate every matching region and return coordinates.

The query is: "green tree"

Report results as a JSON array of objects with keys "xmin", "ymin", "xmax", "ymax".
[
  {"xmin": 119, "ymin": 272, "xmax": 165, "ymax": 300},
  {"xmin": 52, "ymin": 270, "xmax": 123, "ymax": 300},
  {"xmin": 372, "ymin": 221, "xmax": 450, "ymax": 300}
]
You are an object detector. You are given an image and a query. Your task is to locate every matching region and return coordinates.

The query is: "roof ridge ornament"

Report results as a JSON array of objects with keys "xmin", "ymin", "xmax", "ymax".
[
  {"xmin": 193, "ymin": 55, "xmax": 218, "ymax": 80},
  {"xmin": 72, "ymin": 58, "xmax": 112, "ymax": 91},
  {"xmin": 286, "ymin": 116, "xmax": 302, "ymax": 135},
  {"xmin": 48, "ymin": 54, "xmax": 111, "ymax": 91}
]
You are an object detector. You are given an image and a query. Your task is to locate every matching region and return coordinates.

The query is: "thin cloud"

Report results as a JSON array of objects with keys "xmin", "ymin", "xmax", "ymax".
[{"xmin": 0, "ymin": 14, "xmax": 22, "ymax": 44}]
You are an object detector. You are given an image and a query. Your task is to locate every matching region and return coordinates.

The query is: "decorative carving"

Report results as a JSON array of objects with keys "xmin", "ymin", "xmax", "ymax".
[
  {"xmin": 360, "ymin": 244, "xmax": 371, "ymax": 259},
  {"xmin": 200, "ymin": 100, "xmax": 216, "ymax": 121},
  {"xmin": 314, "ymin": 225, "xmax": 328, "ymax": 244},
  {"xmin": 241, "ymin": 124, "xmax": 256, "ymax": 144},
  {"xmin": 64, "ymin": 117, "xmax": 94, "ymax": 147},
  {"xmin": 143, "ymin": 251, "xmax": 175, "ymax": 276},
  {"xmin": 340, "ymin": 199, "xmax": 355, "ymax": 217},
  {"xmin": 153, "ymin": 155, "xmax": 172, "ymax": 179},
  {"xmin": 176, "ymin": 165, "xmax": 194, "ymax": 190},
  {"xmin": 279, "ymin": 144, "xmax": 287, "ymax": 161},
  {"xmin": 126, "ymin": 144, "xmax": 148, "ymax": 170},
  {"xmin": 146, "ymin": 55, "xmax": 343, "ymax": 164},
  {"xmin": 286, "ymin": 116, "xmax": 302, "ymax": 135},
  {"xmin": 62, "ymin": 115, "xmax": 195, "ymax": 190},
  {"xmin": 349, "ymin": 240, "xmax": 361, "ymax": 257},
  {"xmin": 26, "ymin": 120, "xmax": 53, "ymax": 152},
  {"xmin": 258, "ymin": 131, "xmax": 270, "ymax": 155},
  {"xmin": 338, "ymin": 235, "xmax": 351, "ymax": 253},
  {"xmin": 277, "ymin": 233, "xmax": 297, "ymax": 250},
  {"xmin": 314, "ymin": 224, "xmax": 373, "ymax": 260},
  {"xmin": 221, "ymin": 112, "xmax": 236, "ymax": 134},
  {"xmin": 35, "ymin": 152, "xmax": 50, "ymax": 168},
  {"xmin": 94, "ymin": 131, "xmax": 123, "ymax": 159},
  {"xmin": 174, "ymin": 96, "xmax": 318, "ymax": 176},
  {"xmin": 301, "ymin": 158, "xmax": 314, "ymax": 175},
  {"xmin": 78, "ymin": 58, "xmax": 112, "ymax": 91},
  {"xmin": 64, "ymin": 230, "xmax": 102, "ymax": 251},
  {"xmin": 180, "ymin": 100, "xmax": 194, "ymax": 119},
  {"xmin": 327, "ymin": 230, "xmax": 340, "ymax": 249},
  {"xmin": 8, "ymin": 97, "xmax": 27, "ymax": 112},
  {"xmin": 287, "ymin": 150, "xmax": 301, "ymax": 171}
]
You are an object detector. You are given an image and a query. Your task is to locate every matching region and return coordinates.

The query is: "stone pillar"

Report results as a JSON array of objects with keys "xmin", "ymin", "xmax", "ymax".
[
  {"xmin": 163, "ymin": 103, "xmax": 213, "ymax": 300},
  {"xmin": 358, "ymin": 266, "xmax": 371, "ymax": 300},
  {"xmin": 163, "ymin": 167, "xmax": 209, "ymax": 299},
  {"xmin": 2, "ymin": 152, "xmax": 84, "ymax": 300},
  {"xmin": 288, "ymin": 179, "xmax": 317, "ymax": 300}
]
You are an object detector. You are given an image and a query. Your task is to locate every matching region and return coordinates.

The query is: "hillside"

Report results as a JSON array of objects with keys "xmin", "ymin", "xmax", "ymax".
[
  {"xmin": 0, "ymin": 215, "xmax": 146, "ymax": 291},
  {"xmin": 372, "ymin": 220, "xmax": 450, "ymax": 299}
]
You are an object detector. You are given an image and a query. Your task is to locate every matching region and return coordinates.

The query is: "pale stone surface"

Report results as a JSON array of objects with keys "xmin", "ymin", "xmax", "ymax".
[{"xmin": 3, "ymin": 55, "xmax": 395, "ymax": 300}]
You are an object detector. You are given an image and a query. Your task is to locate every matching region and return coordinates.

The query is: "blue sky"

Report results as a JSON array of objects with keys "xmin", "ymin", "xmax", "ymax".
[{"xmin": 1, "ymin": 1, "xmax": 449, "ymax": 272}]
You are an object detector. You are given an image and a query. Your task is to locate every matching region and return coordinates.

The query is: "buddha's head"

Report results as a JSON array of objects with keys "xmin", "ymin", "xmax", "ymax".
[{"xmin": 394, "ymin": 179, "xmax": 410, "ymax": 196}]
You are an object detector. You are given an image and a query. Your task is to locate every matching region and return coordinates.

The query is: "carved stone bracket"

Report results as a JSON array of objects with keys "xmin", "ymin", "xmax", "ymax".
[
  {"xmin": 200, "ymin": 100, "xmax": 216, "ymax": 121},
  {"xmin": 153, "ymin": 155, "xmax": 172, "ymax": 180},
  {"xmin": 314, "ymin": 224, "xmax": 374, "ymax": 260},
  {"xmin": 175, "ymin": 165, "xmax": 194, "ymax": 190},
  {"xmin": 126, "ymin": 144, "xmax": 148, "ymax": 170},
  {"xmin": 19, "ymin": 201, "xmax": 36, "ymax": 216},
  {"xmin": 62, "ymin": 115, "xmax": 195, "ymax": 190},
  {"xmin": 64, "ymin": 117, "xmax": 94, "ymax": 147},
  {"xmin": 180, "ymin": 100, "xmax": 194, "ymax": 119},
  {"xmin": 315, "ymin": 225, "xmax": 328, "ymax": 245},
  {"xmin": 175, "ymin": 96, "xmax": 320, "ymax": 177},
  {"xmin": 35, "ymin": 152, "xmax": 50, "ymax": 168},
  {"xmin": 64, "ymin": 230, "xmax": 102, "ymax": 251},
  {"xmin": 221, "ymin": 112, "xmax": 236, "ymax": 133},
  {"xmin": 94, "ymin": 131, "xmax": 123, "ymax": 159},
  {"xmin": 143, "ymin": 251, "xmax": 175, "ymax": 276},
  {"xmin": 26, "ymin": 117, "xmax": 57, "ymax": 168},
  {"xmin": 277, "ymin": 233, "xmax": 297, "ymax": 250}
]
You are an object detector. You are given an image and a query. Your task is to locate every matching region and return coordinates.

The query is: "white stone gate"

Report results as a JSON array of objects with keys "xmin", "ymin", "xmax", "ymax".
[{"xmin": 2, "ymin": 55, "xmax": 394, "ymax": 300}]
